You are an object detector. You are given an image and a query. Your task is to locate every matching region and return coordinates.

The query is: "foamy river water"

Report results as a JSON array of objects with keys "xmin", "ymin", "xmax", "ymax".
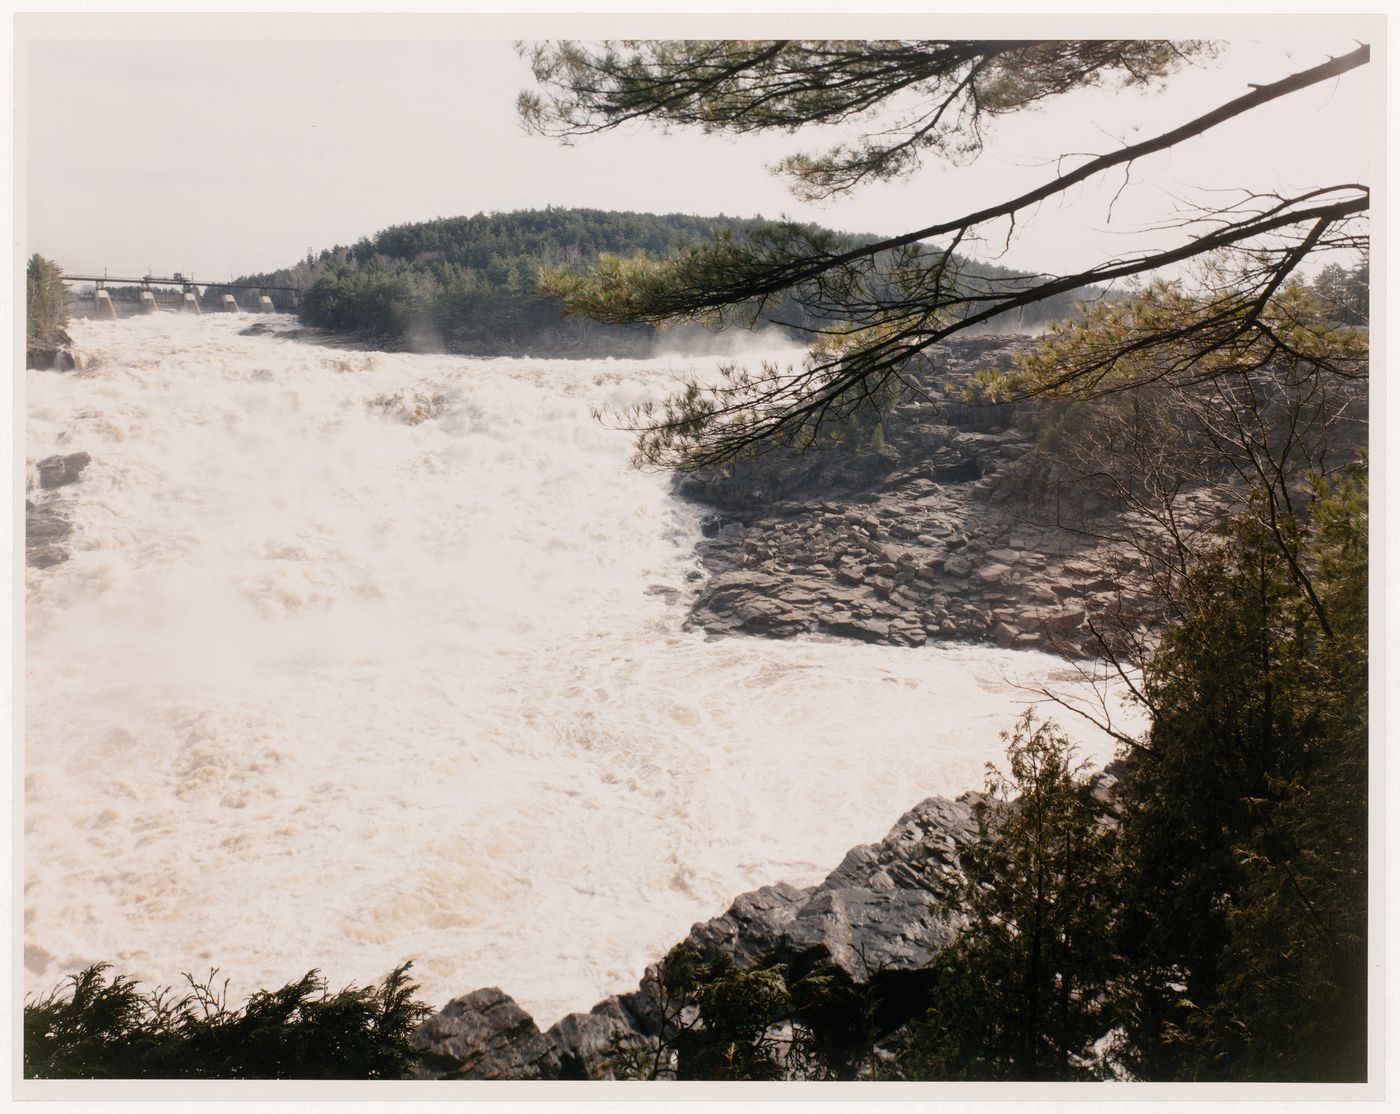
[{"xmin": 24, "ymin": 313, "xmax": 1132, "ymax": 1025}]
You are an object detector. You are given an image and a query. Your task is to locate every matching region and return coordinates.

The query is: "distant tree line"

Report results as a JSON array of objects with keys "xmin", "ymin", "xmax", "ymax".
[{"xmin": 230, "ymin": 208, "xmax": 1097, "ymax": 355}]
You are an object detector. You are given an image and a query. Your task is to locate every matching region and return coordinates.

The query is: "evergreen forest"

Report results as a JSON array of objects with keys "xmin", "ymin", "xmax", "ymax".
[{"xmin": 232, "ymin": 207, "xmax": 1096, "ymax": 354}]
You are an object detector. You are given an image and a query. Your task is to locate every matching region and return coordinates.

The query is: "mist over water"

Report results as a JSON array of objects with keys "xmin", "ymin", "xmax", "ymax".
[{"xmin": 25, "ymin": 314, "xmax": 1132, "ymax": 1025}]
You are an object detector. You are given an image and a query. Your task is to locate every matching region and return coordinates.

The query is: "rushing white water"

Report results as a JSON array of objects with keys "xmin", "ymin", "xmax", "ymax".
[{"xmin": 25, "ymin": 314, "xmax": 1133, "ymax": 1025}]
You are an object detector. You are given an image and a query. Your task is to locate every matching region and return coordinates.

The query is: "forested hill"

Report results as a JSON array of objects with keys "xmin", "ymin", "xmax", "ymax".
[{"xmin": 234, "ymin": 207, "xmax": 1094, "ymax": 356}]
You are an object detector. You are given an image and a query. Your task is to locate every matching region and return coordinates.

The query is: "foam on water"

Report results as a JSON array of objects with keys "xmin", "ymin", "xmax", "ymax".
[{"xmin": 24, "ymin": 314, "xmax": 1136, "ymax": 1024}]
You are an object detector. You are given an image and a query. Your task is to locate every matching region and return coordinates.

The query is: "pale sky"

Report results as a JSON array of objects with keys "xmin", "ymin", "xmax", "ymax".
[{"xmin": 20, "ymin": 15, "xmax": 1377, "ymax": 284}]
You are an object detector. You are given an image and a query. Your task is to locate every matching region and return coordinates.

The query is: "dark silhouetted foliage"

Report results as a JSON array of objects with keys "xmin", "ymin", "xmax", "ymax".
[
  {"xmin": 24, "ymin": 962, "xmax": 432, "ymax": 1080},
  {"xmin": 1112, "ymin": 466, "xmax": 1368, "ymax": 1082},
  {"xmin": 902, "ymin": 713, "xmax": 1120, "ymax": 1081}
]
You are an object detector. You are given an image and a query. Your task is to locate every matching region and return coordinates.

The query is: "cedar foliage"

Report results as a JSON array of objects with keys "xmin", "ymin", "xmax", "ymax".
[
  {"xmin": 24, "ymin": 962, "xmax": 432, "ymax": 1080},
  {"xmin": 904, "ymin": 714, "xmax": 1119, "ymax": 1081},
  {"xmin": 1112, "ymin": 466, "xmax": 1368, "ymax": 1082}
]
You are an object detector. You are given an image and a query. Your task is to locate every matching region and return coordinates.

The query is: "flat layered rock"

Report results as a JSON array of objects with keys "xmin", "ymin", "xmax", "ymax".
[{"xmin": 674, "ymin": 336, "xmax": 1168, "ymax": 660}]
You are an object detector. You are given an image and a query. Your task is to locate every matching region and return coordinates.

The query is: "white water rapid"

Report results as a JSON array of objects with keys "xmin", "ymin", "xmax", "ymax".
[{"xmin": 25, "ymin": 314, "xmax": 1133, "ymax": 1025}]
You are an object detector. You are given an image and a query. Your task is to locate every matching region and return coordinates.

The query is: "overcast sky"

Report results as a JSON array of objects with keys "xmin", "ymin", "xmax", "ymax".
[{"xmin": 20, "ymin": 16, "xmax": 1377, "ymax": 283}]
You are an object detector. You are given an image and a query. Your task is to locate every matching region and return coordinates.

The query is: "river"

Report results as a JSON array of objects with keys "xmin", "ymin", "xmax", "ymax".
[{"xmin": 24, "ymin": 313, "xmax": 1131, "ymax": 1025}]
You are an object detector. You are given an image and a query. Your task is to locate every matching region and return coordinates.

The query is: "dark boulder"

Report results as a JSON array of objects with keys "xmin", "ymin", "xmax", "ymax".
[
  {"xmin": 411, "ymin": 987, "xmax": 559, "ymax": 1080},
  {"xmin": 36, "ymin": 452, "xmax": 92, "ymax": 490},
  {"xmin": 547, "ymin": 1010, "xmax": 655, "ymax": 1079},
  {"xmin": 28, "ymin": 330, "xmax": 79, "ymax": 371},
  {"xmin": 784, "ymin": 795, "xmax": 981, "ymax": 980}
]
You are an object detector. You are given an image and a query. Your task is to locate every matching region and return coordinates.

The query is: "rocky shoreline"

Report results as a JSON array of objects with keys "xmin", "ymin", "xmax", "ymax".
[
  {"xmin": 411, "ymin": 792, "xmax": 987, "ymax": 1079},
  {"xmin": 26, "ymin": 326, "xmax": 93, "ymax": 569},
  {"xmin": 411, "ymin": 768, "xmax": 1120, "ymax": 1081},
  {"xmin": 670, "ymin": 334, "xmax": 1162, "ymax": 659},
  {"xmin": 27, "ymin": 328, "xmax": 88, "ymax": 374}
]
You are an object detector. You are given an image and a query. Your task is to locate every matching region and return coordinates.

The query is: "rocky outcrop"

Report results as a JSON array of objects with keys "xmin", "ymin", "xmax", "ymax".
[
  {"xmin": 412, "ymin": 792, "xmax": 988, "ymax": 1080},
  {"xmin": 26, "ymin": 500, "xmax": 73, "ymax": 569},
  {"xmin": 411, "ymin": 764, "xmax": 1128, "ymax": 1081},
  {"xmin": 684, "ymin": 488, "xmax": 1130, "ymax": 658},
  {"xmin": 785, "ymin": 795, "xmax": 980, "ymax": 980},
  {"xmin": 411, "ymin": 986, "xmax": 651, "ymax": 1081},
  {"xmin": 26, "ymin": 453, "xmax": 92, "ymax": 568},
  {"xmin": 671, "ymin": 335, "xmax": 1162, "ymax": 658},
  {"xmin": 413, "ymin": 988, "xmax": 572, "ymax": 1080},
  {"xmin": 27, "ymin": 329, "xmax": 87, "ymax": 372},
  {"xmin": 35, "ymin": 452, "xmax": 91, "ymax": 491}
]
